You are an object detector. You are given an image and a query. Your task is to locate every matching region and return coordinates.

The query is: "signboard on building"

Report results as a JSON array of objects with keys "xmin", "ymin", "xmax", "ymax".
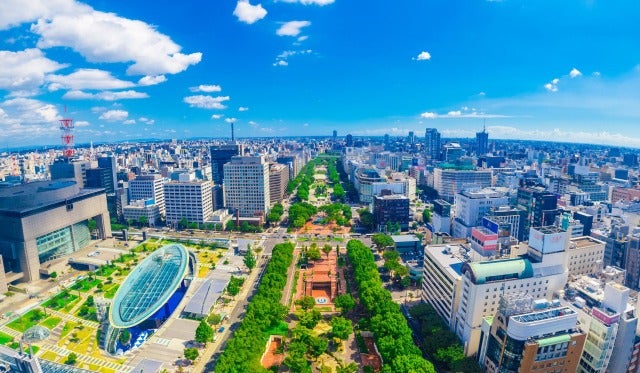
[
  {"xmin": 528, "ymin": 228, "xmax": 565, "ymax": 254},
  {"xmin": 482, "ymin": 217, "xmax": 499, "ymax": 234}
]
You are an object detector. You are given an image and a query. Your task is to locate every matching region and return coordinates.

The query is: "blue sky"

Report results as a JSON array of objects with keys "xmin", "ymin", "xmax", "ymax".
[{"xmin": 1, "ymin": 0, "xmax": 640, "ymax": 147}]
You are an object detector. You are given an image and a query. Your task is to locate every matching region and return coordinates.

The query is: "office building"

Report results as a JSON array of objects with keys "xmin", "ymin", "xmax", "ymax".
[
  {"xmin": 422, "ymin": 244, "xmax": 465, "ymax": 328},
  {"xmin": 0, "ymin": 180, "xmax": 111, "ymax": 288},
  {"xmin": 480, "ymin": 293, "xmax": 586, "ymax": 373},
  {"xmin": 353, "ymin": 167, "xmax": 385, "ymax": 203},
  {"xmin": 517, "ymin": 186, "xmax": 558, "ymax": 241},
  {"xmin": 487, "ymin": 206, "xmax": 526, "ymax": 242},
  {"xmin": 625, "ymin": 234, "xmax": 640, "ymax": 290},
  {"xmin": 210, "ymin": 144, "xmax": 243, "ymax": 185},
  {"xmin": 452, "ymin": 188, "xmax": 508, "ymax": 239},
  {"xmin": 129, "ymin": 174, "xmax": 165, "ymax": 215},
  {"xmin": 164, "ymin": 179, "xmax": 213, "ymax": 224},
  {"xmin": 432, "ymin": 199, "xmax": 452, "ymax": 234},
  {"xmin": 476, "ymin": 127, "xmax": 488, "ymax": 155},
  {"xmin": 443, "ymin": 143, "xmax": 464, "ymax": 162},
  {"xmin": 85, "ymin": 168, "xmax": 115, "ymax": 194},
  {"xmin": 566, "ymin": 236, "xmax": 605, "ymax": 278},
  {"xmin": 591, "ymin": 222, "xmax": 629, "ymax": 269},
  {"xmin": 97, "ymin": 155, "xmax": 117, "ymax": 193},
  {"xmin": 433, "ymin": 164, "xmax": 492, "ymax": 203},
  {"xmin": 49, "ymin": 159, "xmax": 90, "ymax": 188},
  {"xmin": 123, "ymin": 199, "xmax": 162, "ymax": 227},
  {"xmin": 424, "ymin": 128, "xmax": 441, "ymax": 160},
  {"xmin": 269, "ymin": 163, "xmax": 290, "ymax": 204},
  {"xmin": 345, "ymin": 134, "xmax": 354, "ymax": 147},
  {"xmin": 372, "ymin": 190, "xmax": 410, "ymax": 231},
  {"xmin": 224, "ymin": 156, "xmax": 270, "ymax": 218}
]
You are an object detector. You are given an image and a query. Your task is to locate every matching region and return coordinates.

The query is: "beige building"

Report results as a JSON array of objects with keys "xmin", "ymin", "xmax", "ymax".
[
  {"xmin": 0, "ymin": 180, "xmax": 111, "ymax": 290},
  {"xmin": 269, "ymin": 163, "xmax": 289, "ymax": 204},
  {"xmin": 224, "ymin": 156, "xmax": 270, "ymax": 218},
  {"xmin": 566, "ymin": 236, "xmax": 605, "ymax": 278},
  {"xmin": 164, "ymin": 179, "xmax": 213, "ymax": 224}
]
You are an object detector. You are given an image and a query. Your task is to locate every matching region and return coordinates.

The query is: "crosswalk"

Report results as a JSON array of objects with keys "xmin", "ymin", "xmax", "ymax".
[
  {"xmin": 48, "ymin": 309, "xmax": 100, "ymax": 329},
  {"xmin": 0, "ymin": 325, "xmax": 22, "ymax": 338},
  {"xmin": 154, "ymin": 337, "xmax": 171, "ymax": 346},
  {"xmin": 41, "ymin": 342, "xmax": 133, "ymax": 372}
]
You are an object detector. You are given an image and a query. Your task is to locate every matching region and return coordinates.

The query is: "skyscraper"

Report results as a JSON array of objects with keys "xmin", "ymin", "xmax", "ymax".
[
  {"xmin": 97, "ymin": 155, "xmax": 117, "ymax": 192},
  {"xmin": 424, "ymin": 128, "xmax": 441, "ymax": 160},
  {"xmin": 345, "ymin": 134, "xmax": 353, "ymax": 147},
  {"xmin": 210, "ymin": 144, "xmax": 243, "ymax": 185},
  {"xmin": 332, "ymin": 130, "xmax": 337, "ymax": 142},
  {"xmin": 476, "ymin": 126, "xmax": 488, "ymax": 155},
  {"xmin": 408, "ymin": 131, "xmax": 415, "ymax": 145}
]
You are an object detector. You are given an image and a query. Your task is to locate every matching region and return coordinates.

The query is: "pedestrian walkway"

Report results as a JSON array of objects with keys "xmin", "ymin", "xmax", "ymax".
[
  {"xmin": 41, "ymin": 342, "xmax": 133, "ymax": 372},
  {"xmin": 0, "ymin": 325, "xmax": 21, "ymax": 338},
  {"xmin": 49, "ymin": 309, "xmax": 100, "ymax": 329}
]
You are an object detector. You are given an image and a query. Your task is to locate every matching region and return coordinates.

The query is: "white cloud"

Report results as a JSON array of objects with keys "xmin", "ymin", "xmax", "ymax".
[
  {"xmin": 303, "ymin": 123, "xmax": 309, "ymax": 127},
  {"xmin": 414, "ymin": 51, "xmax": 431, "ymax": 61},
  {"xmin": 47, "ymin": 68, "xmax": 135, "ymax": 90},
  {"xmin": 479, "ymin": 92, "xmax": 486, "ymax": 96},
  {"xmin": 0, "ymin": 48, "xmax": 66, "ymax": 94},
  {"xmin": 28, "ymin": 2, "xmax": 201, "ymax": 76},
  {"xmin": 569, "ymin": 68, "xmax": 582, "ymax": 78},
  {"xmin": 99, "ymin": 109, "xmax": 128, "ymax": 121},
  {"xmin": 544, "ymin": 78, "xmax": 559, "ymax": 92},
  {"xmin": 233, "ymin": 1, "xmax": 267, "ymax": 24},
  {"xmin": 447, "ymin": 110, "xmax": 461, "ymax": 117},
  {"xmin": 63, "ymin": 90, "xmax": 149, "ymax": 101},
  {"xmin": 183, "ymin": 95, "xmax": 230, "ymax": 109},
  {"xmin": 1, "ymin": 97, "xmax": 60, "ymax": 124},
  {"xmin": 277, "ymin": 0, "xmax": 334, "ymax": 4},
  {"xmin": 592, "ymin": 71, "xmax": 601, "ymax": 77},
  {"xmin": 122, "ymin": 119, "xmax": 136, "ymax": 125},
  {"xmin": 238, "ymin": 106, "xmax": 249, "ymax": 112},
  {"xmin": 0, "ymin": 0, "xmax": 92, "ymax": 30},
  {"xmin": 273, "ymin": 60, "xmax": 289, "ymax": 67},
  {"xmin": 190, "ymin": 84, "xmax": 222, "ymax": 93},
  {"xmin": 273, "ymin": 49, "xmax": 312, "ymax": 66},
  {"xmin": 420, "ymin": 112, "xmax": 437, "ymax": 119},
  {"xmin": 248, "ymin": 120, "xmax": 259, "ymax": 127},
  {"xmin": 211, "ymin": 114, "xmax": 223, "ymax": 119},
  {"xmin": 276, "ymin": 21, "xmax": 311, "ymax": 37},
  {"xmin": 138, "ymin": 117, "xmax": 155, "ymax": 125},
  {"xmin": 75, "ymin": 120, "xmax": 90, "ymax": 127},
  {"xmin": 297, "ymin": 36, "xmax": 308, "ymax": 42},
  {"xmin": 138, "ymin": 75, "xmax": 167, "ymax": 86},
  {"xmin": 225, "ymin": 117, "xmax": 237, "ymax": 123}
]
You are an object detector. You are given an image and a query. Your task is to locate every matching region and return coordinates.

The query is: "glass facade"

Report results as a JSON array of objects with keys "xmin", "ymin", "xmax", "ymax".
[{"xmin": 36, "ymin": 221, "xmax": 91, "ymax": 263}]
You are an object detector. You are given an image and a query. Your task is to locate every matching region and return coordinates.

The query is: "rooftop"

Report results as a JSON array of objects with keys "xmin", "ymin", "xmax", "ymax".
[
  {"xmin": 0, "ymin": 179, "xmax": 104, "ymax": 215},
  {"xmin": 424, "ymin": 244, "xmax": 466, "ymax": 279},
  {"xmin": 571, "ymin": 236, "xmax": 605, "ymax": 249},
  {"xmin": 510, "ymin": 307, "xmax": 576, "ymax": 324},
  {"xmin": 464, "ymin": 257, "xmax": 534, "ymax": 284},
  {"xmin": 109, "ymin": 244, "xmax": 189, "ymax": 328}
]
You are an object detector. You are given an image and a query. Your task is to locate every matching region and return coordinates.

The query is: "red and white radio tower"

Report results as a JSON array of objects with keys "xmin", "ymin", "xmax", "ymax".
[{"xmin": 60, "ymin": 107, "xmax": 74, "ymax": 158}]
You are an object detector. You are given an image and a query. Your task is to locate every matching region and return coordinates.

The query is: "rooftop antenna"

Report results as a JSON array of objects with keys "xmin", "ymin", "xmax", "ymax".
[
  {"xmin": 230, "ymin": 121, "xmax": 235, "ymax": 142},
  {"xmin": 60, "ymin": 105, "xmax": 74, "ymax": 161}
]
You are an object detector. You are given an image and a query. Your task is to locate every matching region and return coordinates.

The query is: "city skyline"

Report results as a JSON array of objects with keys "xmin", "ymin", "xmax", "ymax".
[{"xmin": 1, "ymin": 1, "xmax": 640, "ymax": 147}]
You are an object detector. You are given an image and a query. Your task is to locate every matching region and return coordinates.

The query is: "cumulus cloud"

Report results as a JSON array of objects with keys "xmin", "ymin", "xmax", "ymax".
[
  {"xmin": 569, "ymin": 68, "xmax": 582, "ymax": 78},
  {"xmin": 1, "ymin": 97, "xmax": 60, "ymax": 124},
  {"xmin": 138, "ymin": 75, "xmax": 167, "ymax": 86},
  {"xmin": 0, "ymin": 48, "xmax": 67, "ymax": 94},
  {"xmin": 447, "ymin": 110, "xmax": 461, "ymax": 117},
  {"xmin": 138, "ymin": 117, "xmax": 155, "ymax": 125},
  {"xmin": 0, "ymin": 0, "xmax": 92, "ymax": 30},
  {"xmin": 273, "ymin": 49, "xmax": 313, "ymax": 66},
  {"xmin": 122, "ymin": 119, "xmax": 135, "ymax": 125},
  {"xmin": 544, "ymin": 78, "xmax": 560, "ymax": 92},
  {"xmin": 248, "ymin": 120, "xmax": 259, "ymax": 127},
  {"xmin": 225, "ymin": 117, "xmax": 237, "ymax": 123},
  {"xmin": 277, "ymin": 0, "xmax": 334, "ymax": 4},
  {"xmin": 277, "ymin": 21, "xmax": 311, "ymax": 37},
  {"xmin": 238, "ymin": 106, "xmax": 249, "ymax": 112},
  {"xmin": 233, "ymin": 1, "xmax": 267, "ymax": 24},
  {"xmin": 75, "ymin": 120, "xmax": 90, "ymax": 127},
  {"xmin": 183, "ymin": 95, "xmax": 230, "ymax": 109},
  {"xmin": 211, "ymin": 114, "xmax": 223, "ymax": 119},
  {"xmin": 414, "ymin": 51, "xmax": 431, "ymax": 61},
  {"xmin": 99, "ymin": 109, "xmax": 128, "ymax": 121},
  {"xmin": 420, "ymin": 112, "xmax": 437, "ymax": 119},
  {"xmin": 297, "ymin": 36, "xmax": 308, "ymax": 42},
  {"xmin": 47, "ymin": 68, "xmax": 135, "ymax": 91},
  {"xmin": 63, "ymin": 90, "xmax": 149, "ymax": 101},
  {"xmin": 273, "ymin": 60, "xmax": 289, "ymax": 67},
  {"xmin": 26, "ymin": 1, "xmax": 201, "ymax": 76},
  {"xmin": 190, "ymin": 84, "xmax": 222, "ymax": 93}
]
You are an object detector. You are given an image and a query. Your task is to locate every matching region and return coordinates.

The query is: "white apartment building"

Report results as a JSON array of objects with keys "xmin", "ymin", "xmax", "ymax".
[
  {"xmin": 433, "ymin": 166, "xmax": 492, "ymax": 203},
  {"xmin": 453, "ymin": 226, "xmax": 570, "ymax": 356},
  {"xmin": 128, "ymin": 174, "xmax": 165, "ymax": 215},
  {"xmin": 224, "ymin": 156, "xmax": 270, "ymax": 218},
  {"xmin": 566, "ymin": 236, "xmax": 605, "ymax": 278},
  {"xmin": 164, "ymin": 179, "xmax": 213, "ymax": 224},
  {"xmin": 452, "ymin": 188, "xmax": 508, "ymax": 239},
  {"xmin": 123, "ymin": 199, "xmax": 162, "ymax": 227}
]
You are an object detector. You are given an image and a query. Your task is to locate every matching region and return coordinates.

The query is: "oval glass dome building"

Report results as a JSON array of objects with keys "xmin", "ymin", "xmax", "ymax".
[{"xmin": 102, "ymin": 243, "xmax": 192, "ymax": 355}]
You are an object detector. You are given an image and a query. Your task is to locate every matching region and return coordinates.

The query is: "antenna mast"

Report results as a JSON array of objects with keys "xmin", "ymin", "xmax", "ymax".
[{"xmin": 60, "ymin": 106, "xmax": 74, "ymax": 160}]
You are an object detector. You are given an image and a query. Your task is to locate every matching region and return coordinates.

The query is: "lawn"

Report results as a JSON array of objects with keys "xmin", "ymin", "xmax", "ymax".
[
  {"xmin": 95, "ymin": 264, "xmax": 117, "ymax": 277},
  {"xmin": 71, "ymin": 278, "xmax": 102, "ymax": 292},
  {"xmin": 40, "ymin": 350, "xmax": 60, "ymax": 362},
  {"xmin": 103, "ymin": 284, "xmax": 119, "ymax": 299},
  {"xmin": 7, "ymin": 309, "xmax": 46, "ymax": 332},
  {"xmin": 264, "ymin": 321, "xmax": 289, "ymax": 337},
  {"xmin": 0, "ymin": 331, "xmax": 13, "ymax": 345},
  {"xmin": 43, "ymin": 291, "xmax": 79, "ymax": 311},
  {"xmin": 60, "ymin": 321, "xmax": 78, "ymax": 339},
  {"xmin": 63, "ymin": 325, "xmax": 97, "ymax": 354},
  {"xmin": 41, "ymin": 316, "xmax": 62, "ymax": 330}
]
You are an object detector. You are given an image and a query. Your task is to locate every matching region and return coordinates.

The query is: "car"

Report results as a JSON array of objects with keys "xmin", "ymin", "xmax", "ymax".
[{"xmin": 218, "ymin": 326, "xmax": 225, "ymax": 333}]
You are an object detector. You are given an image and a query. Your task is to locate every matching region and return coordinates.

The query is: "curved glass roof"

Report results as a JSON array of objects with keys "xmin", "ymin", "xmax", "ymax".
[
  {"xmin": 109, "ymin": 244, "xmax": 189, "ymax": 328},
  {"xmin": 22, "ymin": 325, "xmax": 51, "ymax": 343}
]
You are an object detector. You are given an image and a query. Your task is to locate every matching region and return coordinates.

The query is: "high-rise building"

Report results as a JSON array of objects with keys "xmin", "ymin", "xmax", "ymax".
[
  {"xmin": 49, "ymin": 159, "xmax": 90, "ymax": 188},
  {"xmin": 452, "ymin": 188, "xmax": 508, "ymax": 239},
  {"xmin": 164, "ymin": 179, "xmax": 213, "ymax": 224},
  {"xmin": 625, "ymin": 234, "xmax": 640, "ymax": 290},
  {"xmin": 433, "ymin": 164, "xmax": 492, "ymax": 203},
  {"xmin": 224, "ymin": 156, "xmax": 270, "ymax": 218},
  {"xmin": 476, "ymin": 127, "xmax": 488, "ymax": 155},
  {"xmin": 85, "ymin": 167, "xmax": 114, "ymax": 194},
  {"xmin": 129, "ymin": 174, "xmax": 166, "ymax": 215},
  {"xmin": 345, "ymin": 134, "xmax": 354, "ymax": 147},
  {"xmin": 372, "ymin": 190, "xmax": 409, "ymax": 231},
  {"xmin": 332, "ymin": 130, "xmax": 337, "ymax": 142},
  {"xmin": 566, "ymin": 236, "xmax": 605, "ymax": 278},
  {"xmin": 210, "ymin": 144, "xmax": 243, "ymax": 185},
  {"xmin": 516, "ymin": 186, "xmax": 558, "ymax": 241},
  {"xmin": 431, "ymin": 199, "xmax": 452, "ymax": 234},
  {"xmin": 425, "ymin": 128, "xmax": 441, "ymax": 160},
  {"xmin": 443, "ymin": 143, "xmax": 464, "ymax": 162},
  {"xmin": 97, "ymin": 155, "xmax": 117, "ymax": 193},
  {"xmin": 408, "ymin": 131, "xmax": 415, "ymax": 145},
  {"xmin": 269, "ymin": 163, "xmax": 289, "ymax": 204}
]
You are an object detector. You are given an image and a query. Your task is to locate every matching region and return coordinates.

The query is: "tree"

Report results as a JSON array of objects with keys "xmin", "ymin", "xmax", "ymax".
[
  {"xmin": 336, "ymin": 363, "xmax": 359, "ymax": 373},
  {"xmin": 308, "ymin": 335, "xmax": 328, "ymax": 360},
  {"xmin": 298, "ymin": 309, "xmax": 322, "ymax": 329},
  {"xmin": 50, "ymin": 271, "xmax": 58, "ymax": 279},
  {"xmin": 195, "ymin": 319, "xmax": 214, "ymax": 345},
  {"xmin": 358, "ymin": 210, "xmax": 375, "ymax": 231},
  {"xmin": 422, "ymin": 209, "xmax": 431, "ymax": 223},
  {"xmin": 87, "ymin": 218, "xmax": 97, "ymax": 232},
  {"xmin": 306, "ymin": 247, "xmax": 322, "ymax": 262},
  {"xmin": 178, "ymin": 217, "xmax": 189, "ymax": 230},
  {"xmin": 372, "ymin": 233, "xmax": 394, "ymax": 250},
  {"xmin": 184, "ymin": 347, "xmax": 199, "ymax": 363},
  {"xmin": 207, "ymin": 313, "xmax": 222, "ymax": 326},
  {"xmin": 322, "ymin": 244, "xmax": 332, "ymax": 259},
  {"xmin": 296, "ymin": 296, "xmax": 316, "ymax": 311},
  {"xmin": 65, "ymin": 352, "xmax": 78, "ymax": 365},
  {"xmin": 330, "ymin": 316, "xmax": 353, "ymax": 341},
  {"xmin": 118, "ymin": 329, "xmax": 131, "ymax": 345},
  {"xmin": 226, "ymin": 220, "xmax": 236, "ymax": 231},
  {"xmin": 244, "ymin": 246, "xmax": 256, "ymax": 271},
  {"xmin": 226, "ymin": 276, "xmax": 244, "ymax": 296},
  {"xmin": 334, "ymin": 294, "xmax": 356, "ymax": 314},
  {"xmin": 138, "ymin": 215, "xmax": 148, "ymax": 227}
]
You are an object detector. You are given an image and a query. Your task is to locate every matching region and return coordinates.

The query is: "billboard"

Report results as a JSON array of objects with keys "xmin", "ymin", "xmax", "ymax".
[
  {"xmin": 528, "ymin": 228, "xmax": 565, "ymax": 254},
  {"xmin": 482, "ymin": 217, "xmax": 499, "ymax": 234}
]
